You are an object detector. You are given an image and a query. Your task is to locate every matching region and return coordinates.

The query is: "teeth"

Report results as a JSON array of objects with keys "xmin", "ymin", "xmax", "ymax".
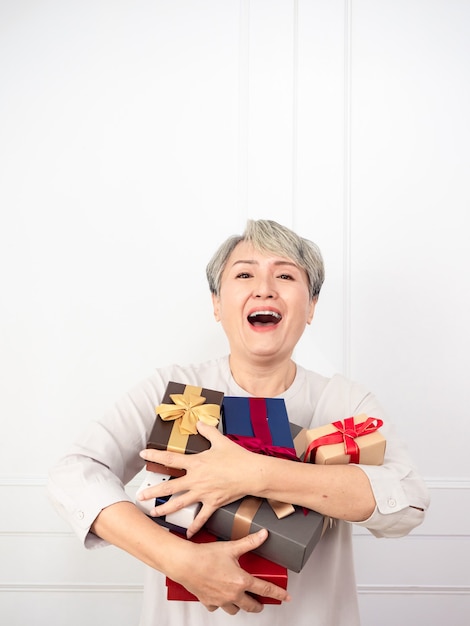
[{"xmin": 249, "ymin": 310, "xmax": 281, "ymax": 319}]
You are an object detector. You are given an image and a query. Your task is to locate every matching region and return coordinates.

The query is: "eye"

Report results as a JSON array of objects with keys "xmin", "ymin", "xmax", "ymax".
[
  {"xmin": 236, "ymin": 272, "xmax": 252, "ymax": 279},
  {"xmin": 278, "ymin": 273, "xmax": 294, "ymax": 280}
]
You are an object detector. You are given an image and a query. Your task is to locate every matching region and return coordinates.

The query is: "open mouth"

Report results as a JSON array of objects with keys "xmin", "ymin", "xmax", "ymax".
[{"xmin": 247, "ymin": 310, "xmax": 282, "ymax": 327}]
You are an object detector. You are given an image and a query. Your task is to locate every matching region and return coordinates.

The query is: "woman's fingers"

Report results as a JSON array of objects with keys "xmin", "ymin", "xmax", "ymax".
[
  {"xmin": 195, "ymin": 420, "xmax": 224, "ymax": 442},
  {"xmin": 139, "ymin": 422, "xmax": 255, "ymax": 514},
  {"xmin": 138, "ymin": 422, "xmax": 222, "ymax": 467},
  {"xmin": 186, "ymin": 503, "xmax": 216, "ymax": 538},
  {"xmin": 230, "ymin": 530, "xmax": 291, "ymax": 605},
  {"xmin": 232, "ymin": 528, "xmax": 270, "ymax": 558},
  {"xmin": 221, "ymin": 604, "xmax": 240, "ymax": 615},
  {"xmin": 171, "ymin": 530, "xmax": 290, "ymax": 612},
  {"xmin": 139, "ymin": 447, "xmax": 189, "ymax": 471}
]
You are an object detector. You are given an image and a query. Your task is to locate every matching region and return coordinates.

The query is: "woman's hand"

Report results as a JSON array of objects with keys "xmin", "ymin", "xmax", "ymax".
[
  {"xmin": 138, "ymin": 421, "xmax": 262, "ymax": 537},
  {"xmin": 91, "ymin": 501, "xmax": 290, "ymax": 615},
  {"xmin": 171, "ymin": 528, "xmax": 290, "ymax": 614}
]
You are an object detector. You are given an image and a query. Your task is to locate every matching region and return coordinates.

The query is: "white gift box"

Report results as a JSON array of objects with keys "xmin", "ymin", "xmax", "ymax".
[{"xmin": 135, "ymin": 470, "xmax": 201, "ymax": 529}]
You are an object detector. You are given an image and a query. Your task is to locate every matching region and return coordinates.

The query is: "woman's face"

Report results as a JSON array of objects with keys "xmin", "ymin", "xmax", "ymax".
[{"xmin": 212, "ymin": 241, "xmax": 316, "ymax": 364}]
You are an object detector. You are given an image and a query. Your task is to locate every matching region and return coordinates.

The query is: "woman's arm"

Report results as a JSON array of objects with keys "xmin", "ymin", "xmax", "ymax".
[
  {"xmin": 91, "ymin": 500, "xmax": 290, "ymax": 613},
  {"xmin": 138, "ymin": 421, "xmax": 376, "ymax": 538}
]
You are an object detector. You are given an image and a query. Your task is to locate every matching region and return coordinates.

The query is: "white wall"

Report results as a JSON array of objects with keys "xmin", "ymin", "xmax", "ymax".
[{"xmin": 1, "ymin": 1, "xmax": 469, "ymax": 624}]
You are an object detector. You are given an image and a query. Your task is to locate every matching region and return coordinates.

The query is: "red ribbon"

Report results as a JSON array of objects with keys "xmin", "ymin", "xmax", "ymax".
[
  {"xmin": 303, "ymin": 416, "xmax": 384, "ymax": 464},
  {"xmin": 227, "ymin": 397, "xmax": 299, "ymax": 462},
  {"xmin": 249, "ymin": 398, "xmax": 274, "ymax": 441},
  {"xmin": 226, "ymin": 434, "xmax": 299, "ymax": 461}
]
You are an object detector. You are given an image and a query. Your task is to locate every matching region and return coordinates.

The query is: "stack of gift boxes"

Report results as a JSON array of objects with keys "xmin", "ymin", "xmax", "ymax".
[{"xmin": 135, "ymin": 382, "xmax": 386, "ymax": 603}]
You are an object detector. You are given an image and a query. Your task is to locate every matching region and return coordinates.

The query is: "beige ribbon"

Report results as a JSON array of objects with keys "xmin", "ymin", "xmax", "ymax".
[
  {"xmin": 231, "ymin": 496, "xmax": 264, "ymax": 540},
  {"xmin": 267, "ymin": 498, "xmax": 295, "ymax": 519},
  {"xmin": 321, "ymin": 516, "xmax": 336, "ymax": 536},
  {"xmin": 229, "ymin": 494, "xmax": 297, "ymax": 541}
]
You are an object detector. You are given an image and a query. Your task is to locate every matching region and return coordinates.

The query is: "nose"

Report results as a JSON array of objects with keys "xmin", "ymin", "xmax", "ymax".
[{"xmin": 254, "ymin": 274, "xmax": 276, "ymax": 299}]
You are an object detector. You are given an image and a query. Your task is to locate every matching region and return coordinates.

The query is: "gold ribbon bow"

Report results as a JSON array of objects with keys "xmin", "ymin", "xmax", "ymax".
[
  {"xmin": 155, "ymin": 385, "xmax": 221, "ymax": 454},
  {"xmin": 230, "ymin": 496, "xmax": 295, "ymax": 540}
]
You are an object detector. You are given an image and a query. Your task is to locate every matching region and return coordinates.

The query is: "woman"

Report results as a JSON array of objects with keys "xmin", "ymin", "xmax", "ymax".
[{"xmin": 48, "ymin": 219, "xmax": 429, "ymax": 625}]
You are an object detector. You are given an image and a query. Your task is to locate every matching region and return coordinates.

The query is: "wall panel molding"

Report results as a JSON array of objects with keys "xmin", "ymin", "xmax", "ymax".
[
  {"xmin": 0, "ymin": 583, "xmax": 143, "ymax": 594},
  {"xmin": 2, "ymin": 582, "xmax": 467, "ymax": 596},
  {"xmin": 426, "ymin": 479, "xmax": 470, "ymax": 489},
  {"xmin": 358, "ymin": 584, "xmax": 470, "ymax": 596}
]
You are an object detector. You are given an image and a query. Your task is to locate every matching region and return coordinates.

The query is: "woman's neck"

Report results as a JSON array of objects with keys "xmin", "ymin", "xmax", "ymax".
[{"xmin": 228, "ymin": 355, "xmax": 297, "ymax": 397}]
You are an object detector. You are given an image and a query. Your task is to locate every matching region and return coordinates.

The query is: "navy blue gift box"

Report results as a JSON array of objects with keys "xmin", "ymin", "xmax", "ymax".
[{"xmin": 221, "ymin": 396, "xmax": 297, "ymax": 457}]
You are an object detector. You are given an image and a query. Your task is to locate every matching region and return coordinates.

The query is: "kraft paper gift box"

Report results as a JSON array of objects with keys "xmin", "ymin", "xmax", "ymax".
[
  {"xmin": 303, "ymin": 414, "xmax": 386, "ymax": 465},
  {"xmin": 165, "ymin": 530, "xmax": 288, "ymax": 604},
  {"xmin": 146, "ymin": 381, "xmax": 224, "ymax": 477},
  {"xmin": 203, "ymin": 397, "xmax": 325, "ymax": 573}
]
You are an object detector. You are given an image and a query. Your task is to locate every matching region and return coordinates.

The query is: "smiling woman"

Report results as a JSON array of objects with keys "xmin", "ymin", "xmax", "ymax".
[
  {"xmin": 209, "ymin": 234, "xmax": 318, "ymax": 395},
  {"xmin": 47, "ymin": 219, "xmax": 429, "ymax": 626}
]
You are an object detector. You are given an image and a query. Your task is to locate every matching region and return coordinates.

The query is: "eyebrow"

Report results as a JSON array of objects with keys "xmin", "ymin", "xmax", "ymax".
[{"xmin": 230, "ymin": 259, "xmax": 299, "ymax": 269}]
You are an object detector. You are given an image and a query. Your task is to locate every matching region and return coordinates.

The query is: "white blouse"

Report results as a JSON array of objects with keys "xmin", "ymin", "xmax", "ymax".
[{"xmin": 48, "ymin": 355, "xmax": 429, "ymax": 626}]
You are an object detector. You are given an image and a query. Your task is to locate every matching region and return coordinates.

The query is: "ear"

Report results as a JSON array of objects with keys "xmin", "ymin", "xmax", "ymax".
[
  {"xmin": 306, "ymin": 298, "xmax": 317, "ymax": 325},
  {"xmin": 211, "ymin": 293, "xmax": 221, "ymax": 322}
]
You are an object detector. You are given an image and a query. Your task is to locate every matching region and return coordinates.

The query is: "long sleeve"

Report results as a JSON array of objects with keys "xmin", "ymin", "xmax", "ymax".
[
  {"xmin": 309, "ymin": 373, "xmax": 430, "ymax": 538},
  {"xmin": 47, "ymin": 375, "xmax": 163, "ymax": 547}
]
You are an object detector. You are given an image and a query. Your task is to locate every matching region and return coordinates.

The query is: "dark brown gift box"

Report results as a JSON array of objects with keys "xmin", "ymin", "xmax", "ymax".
[{"xmin": 146, "ymin": 381, "xmax": 224, "ymax": 477}]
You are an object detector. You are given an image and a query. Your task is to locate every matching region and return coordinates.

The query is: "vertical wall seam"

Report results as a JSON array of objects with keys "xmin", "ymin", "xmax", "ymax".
[
  {"xmin": 292, "ymin": 0, "xmax": 299, "ymax": 230},
  {"xmin": 238, "ymin": 0, "xmax": 250, "ymax": 220},
  {"xmin": 343, "ymin": 0, "xmax": 353, "ymax": 377}
]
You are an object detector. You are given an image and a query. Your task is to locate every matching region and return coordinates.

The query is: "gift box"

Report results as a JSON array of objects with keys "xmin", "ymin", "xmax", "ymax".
[
  {"xmin": 203, "ymin": 398, "xmax": 325, "ymax": 573},
  {"xmin": 165, "ymin": 530, "xmax": 288, "ymax": 604},
  {"xmin": 205, "ymin": 495, "xmax": 324, "ymax": 573},
  {"xmin": 146, "ymin": 382, "xmax": 224, "ymax": 477},
  {"xmin": 303, "ymin": 414, "xmax": 386, "ymax": 465},
  {"xmin": 222, "ymin": 397, "xmax": 298, "ymax": 461},
  {"xmin": 135, "ymin": 470, "xmax": 201, "ymax": 532}
]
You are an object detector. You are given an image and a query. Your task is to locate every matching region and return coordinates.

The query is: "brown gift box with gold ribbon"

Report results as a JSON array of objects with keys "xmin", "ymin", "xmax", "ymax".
[{"xmin": 146, "ymin": 382, "xmax": 224, "ymax": 477}]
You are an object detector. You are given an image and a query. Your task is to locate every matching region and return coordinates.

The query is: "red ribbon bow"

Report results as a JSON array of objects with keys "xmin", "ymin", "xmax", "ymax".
[
  {"xmin": 226, "ymin": 397, "xmax": 299, "ymax": 461},
  {"xmin": 304, "ymin": 416, "xmax": 383, "ymax": 464},
  {"xmin": 226, "ymin": 434, "xmax": 300, "ymax": 462}
]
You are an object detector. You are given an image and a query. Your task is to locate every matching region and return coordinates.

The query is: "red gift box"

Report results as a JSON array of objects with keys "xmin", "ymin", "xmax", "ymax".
[{"xmin": 165, "ymin": 530, "xmax": 288, "ymax": 605}]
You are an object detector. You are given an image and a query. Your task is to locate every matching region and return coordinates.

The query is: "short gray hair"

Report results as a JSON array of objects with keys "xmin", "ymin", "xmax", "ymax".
[{"xmin": 206, "ymin": 219, "xmax": 325, "ymax": 300}]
